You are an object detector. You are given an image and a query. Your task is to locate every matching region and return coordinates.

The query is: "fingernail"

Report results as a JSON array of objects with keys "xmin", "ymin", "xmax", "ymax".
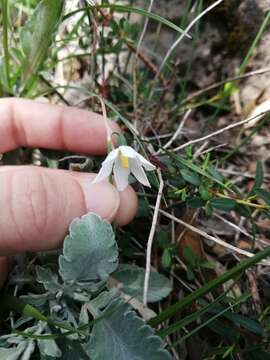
[{"xmin": 78, "ymin": 179, "xmax": 120, "ymax": 221}]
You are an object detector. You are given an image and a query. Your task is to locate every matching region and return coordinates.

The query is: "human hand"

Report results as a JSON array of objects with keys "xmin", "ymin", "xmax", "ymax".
[{"xmin": 0, "ymin": 98, "xmax": 138, "ymax": 286}]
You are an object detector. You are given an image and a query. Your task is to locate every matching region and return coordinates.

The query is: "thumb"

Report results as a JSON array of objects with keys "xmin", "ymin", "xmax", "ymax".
[{"xmin": 0, "ymin": 166, "xmax": 136, "ymax": 255}]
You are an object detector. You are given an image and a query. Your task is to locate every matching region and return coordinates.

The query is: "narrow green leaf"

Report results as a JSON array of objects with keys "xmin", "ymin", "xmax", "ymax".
[
  {"xmin": 65, "ymin": 4, "xmax": 191, "ymax": 39},
  {"xmin": 253, "ymin": 161, "xmax": 264, "ymax": 189},
  {"xmin": 222, "ymin": 312, "xmax": 264, "ymax": 336},
  {"xmin": 175, "ymin": 155, "xmax": 227, "ymax": 189},
  {"xmin": 254, "ymin": 188, "xmax": 270, "ymax": 206},
  {"xmin": 20, "ymin": 0, "xmax": 64, "ymax": 90},
  {"xmin": 149, "ymin": 246, "xmax": 270, "ymax": 327},
  {"xmin": 0, "ymin": 294, "xmax": 78, "ymax": 335},
  {"xmin": 180, "ymin": 168, "xmax": 201, "ymax": 186},
  {"xmin": 172, "ymin": 294, "xmax": 251, "ymax": 346},
  {"xmin": 208, "ymin": 166, "xmax": 224, "ymax": 183},
  {"xmin": 0, "ymin": 294, "xmax": 47, "ymax": 322},
  {"xmin": 211, "ymin": 197, "xmax": 236, "ymax": 212},
  {"xmin": 161, "ymin": 249, "xmax": 173, "ymax": 268},
  {"xmin": 158, "ymin": 291, "xmax": 228, "ymax": 338},
  {"xmin": 187, "ymin": 196, "xmax": 205, "ymax": 209}
]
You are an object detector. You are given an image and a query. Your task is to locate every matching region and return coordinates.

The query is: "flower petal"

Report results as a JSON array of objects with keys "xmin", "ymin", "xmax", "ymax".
[
  {"xmin": 136, "ymin": 154, "xmax": 156, "ymax": 171},
  {"xmin": 129, "ymin": 158, "xmax": 151, "ymax": 187},
  {"xmin": 103, "ymin": 148, "xmax": 119, "ymax": 164},
  {"xmin": 118, "ymin": 145, "xmax": 137, "ymax": 158},
  {"xmin": 113, "ymin": 157, "xmax": 130, "ymax": 191},
  {"xmin": 92, "ymin": 161, "xmax": 114, "ymax": 183}
]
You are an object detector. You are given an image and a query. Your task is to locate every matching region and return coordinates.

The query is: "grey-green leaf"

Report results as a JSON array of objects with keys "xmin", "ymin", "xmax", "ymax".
[
  {"xmin": 37, "ymin": 337, "xmax": 62, "ymax": 358},
  {"xmin": 86, "ymin": 299, "xmax": 172, "ymax": 360},
  {"xmin": 112, "ymin": 264, "xmax": 172, "ymax": 303},
  {"xmin": 56, "ymin": 340, "xmax": 89, "ymax": 360},
  {"xmin": 20, "ymin": 0, "xmax": 64, "ymax": 88},
  {"xmin": 59, "ymin": 213, "xmax": 118, "ymax": 282},
  {"xmin": 0, "ymin": 342, "xmax": 27, "ymax": 360},
  {"xmin": 36, "ymin": 266, "xmax": 61, "ymax": 292}
]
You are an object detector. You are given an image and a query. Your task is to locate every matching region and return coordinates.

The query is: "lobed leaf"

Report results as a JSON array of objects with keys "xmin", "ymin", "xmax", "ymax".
[
  {"xmin": 59, "ymin": 213, "xmax": 119, "ymax": 282},
  {"xmin": 0, "ymin": 343, "xmax": 27, "ymax": 360},
  {"xmin": 86, "ymin": 299, "xmax": 172, "ymax": 360},
  {"xmin": 112, "ymin": 264, "xmax": 172, "ymax": 303}
]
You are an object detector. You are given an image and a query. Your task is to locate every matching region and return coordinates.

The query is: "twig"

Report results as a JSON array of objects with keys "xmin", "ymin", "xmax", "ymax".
[
  {"xmin": 170, "ymin": 110, "xmax": 270, "ymax": 153},
  {"xmin": 143, "ymin": 169, "xmax": 164, "ymax": 306},
  {"xmin": 155, "ymin": 109, "xmax": 191, "ymax": 155},
  {"xmin": 156, "ymin": 0, "xmax": 224, "ymax": 80},
  {"xmin": 218, "ymin": 167, "xmax": 270, "ymax": 179},
  {"xmin": 245, "ymin": 269, "xmax": 262, "ymax": 314},
  {"xmin": 197, "ymin": 143, "xmax": 227, "ymax": 156},
  {"xmin": 127, "ymin": 42, "xmax": 167, "ymax": 86},
  {"xmin": 152, "ymin": 207, "xmax": 270, "ymax": 265},
  {"xmin": 213, "ymin": 213, "xmax": 253, "ymax": 240},
  {"xmin": 96, "ymin": 7, "xmax": 167, "ymax": 86},
  {"xmin": 136, "ymin": 0, "xmax": 154, "ymax": 53},
  {"xmin": 194, "ymin": 140, "xmax": 210, "ymax": 159},
  {"xmin": 40, "ymin": 75, "xmax": 70, "ymax": 105},
  {"xmin": 183, "ymin": 67, "xmax": 270, "ymax": 103},
  {"xmin": 108, "ymin": 277, "xmax": 156, "ymax": 321}
]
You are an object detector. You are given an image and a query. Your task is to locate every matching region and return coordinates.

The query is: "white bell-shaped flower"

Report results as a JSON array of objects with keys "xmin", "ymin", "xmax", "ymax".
[{"xmin": 93, "ymin": 146, "xmax": 156, "ymax": 191}]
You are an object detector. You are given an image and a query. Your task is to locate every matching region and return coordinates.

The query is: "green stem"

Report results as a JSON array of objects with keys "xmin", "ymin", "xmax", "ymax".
[
  {"xmin": 239, "ymin": 11, "xmax": 270, "ymax": 74},
  {"xmin": 149, "ymin": 246, "xmax": 270, "ymax": 327},
  {"xmin": 171, "ymin": 293, "xmax": 251, "ymax": 347},
  {"xmin": 0, "ymin": 294, "xmax": 79, "ymax": 334},
  {"xmin": 1, "ymin": 0, "xmax": 11, "ymax": 88}
]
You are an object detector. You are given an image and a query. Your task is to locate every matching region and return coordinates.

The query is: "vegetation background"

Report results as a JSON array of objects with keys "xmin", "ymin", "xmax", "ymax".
[{"xmin": 1, "ymin": 0, "xmax": 270, "ymax": 359}]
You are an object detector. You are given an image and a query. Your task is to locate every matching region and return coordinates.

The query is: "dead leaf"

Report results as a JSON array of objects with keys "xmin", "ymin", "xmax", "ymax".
[{"xmin": 176, "ymin": 209, "xmax": 205, "ymax": 261}]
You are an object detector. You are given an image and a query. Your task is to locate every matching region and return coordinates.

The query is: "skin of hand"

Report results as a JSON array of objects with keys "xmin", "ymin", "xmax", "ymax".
[{"xmin": 0, "ymin": 98, "xmax": 138, "ymax": 287}]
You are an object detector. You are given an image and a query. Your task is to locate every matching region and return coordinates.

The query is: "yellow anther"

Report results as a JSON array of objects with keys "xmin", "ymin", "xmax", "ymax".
[{"xmin": 119, "ymin": 152, "xmax": 129, "ymax": 168}]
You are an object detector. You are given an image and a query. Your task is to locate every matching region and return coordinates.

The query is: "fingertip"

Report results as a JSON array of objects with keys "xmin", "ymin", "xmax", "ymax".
[
  {"xmin": 77, "ymin": 175, "xmax": 120, "ymax": 222},
  {"xmin": 109, "ymin": 119, "xmax": 121, "ymax": 135},
  {"xmin": 114, "ymin": 186, "xmax": 138, "ymax": 226}
]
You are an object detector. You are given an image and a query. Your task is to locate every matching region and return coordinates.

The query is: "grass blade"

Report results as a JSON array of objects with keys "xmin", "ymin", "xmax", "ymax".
[
  {"xmin": 20, "ymin": 0, "xmax": 64, "ymax": 92},
  {"xmin": 149, "ymin": 246, "xmax": 270, "ymax": 327},
  {"xmin": 172, "ymin": 293, "xmax": 251, "ymax": 347},
  {"xmin": 1, "ymin": 0, "xmax": 10, "ymax": 87},
  {"xmin": 64, "ymin": 4, "xmax": 191, "ymax": 39}
]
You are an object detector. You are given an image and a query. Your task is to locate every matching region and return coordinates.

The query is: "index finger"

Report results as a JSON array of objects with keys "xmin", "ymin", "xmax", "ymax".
[{"xmin": 0, "ymin": 98, "xmax": 120, "ymax": 154}]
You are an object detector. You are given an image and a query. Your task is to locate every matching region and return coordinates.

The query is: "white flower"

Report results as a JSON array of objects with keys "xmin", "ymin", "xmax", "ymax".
[{"xmin": 93, "ymin": 146, "xmax": 156, "ymax": 191}]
